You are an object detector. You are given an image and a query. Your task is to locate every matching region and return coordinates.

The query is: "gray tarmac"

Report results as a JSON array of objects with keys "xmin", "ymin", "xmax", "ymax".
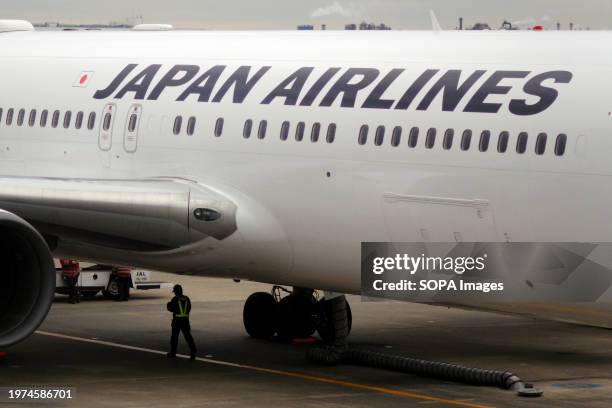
[{"xmin": 1, "ymin": 272, "xmax": 612, "ymax": 408}]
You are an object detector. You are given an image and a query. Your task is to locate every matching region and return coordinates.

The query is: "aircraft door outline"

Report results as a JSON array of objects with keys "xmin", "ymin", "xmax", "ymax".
[
  {"xmin": 98, "ymin": 103, "xmax": 116, "ymax": 151},
  {"xmin": 123, "ymin": 104, "xmax": 142, "ymax": 153}
]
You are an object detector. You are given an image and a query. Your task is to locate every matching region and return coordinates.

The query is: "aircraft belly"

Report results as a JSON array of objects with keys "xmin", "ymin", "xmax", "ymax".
[{"xmin": 444, "ymin": 302, "xmax": 612, "ymax": 329}]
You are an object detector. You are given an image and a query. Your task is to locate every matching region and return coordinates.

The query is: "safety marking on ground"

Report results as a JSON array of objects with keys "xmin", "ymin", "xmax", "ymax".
[{"xmin": 35, "ymin": 330, "xmax": 495, "ymax": 408}]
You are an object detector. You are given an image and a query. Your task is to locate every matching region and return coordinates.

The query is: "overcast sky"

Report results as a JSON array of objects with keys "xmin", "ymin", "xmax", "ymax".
[{"xmin": 3, "ymin": 0, "xmax": 612, "ymax": 30}]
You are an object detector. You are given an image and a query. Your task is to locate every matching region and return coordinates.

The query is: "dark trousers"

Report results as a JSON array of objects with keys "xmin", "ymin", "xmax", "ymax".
[
  {"xmin": 117, "ymin": 278, "xmax": 130, "ymax": 301},
  {"xmin": 63, "ymin": 276, "xmax": 79, "ymax": 303},
  {"xmin": 170, "ymin": 318, "xmax": 196, "ymax": 356}
]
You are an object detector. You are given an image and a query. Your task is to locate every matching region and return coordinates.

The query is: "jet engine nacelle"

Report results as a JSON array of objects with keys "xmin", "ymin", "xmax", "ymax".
[{"xmin": 0, "ymin": 210, "xmax": 55, "ymax": 347}]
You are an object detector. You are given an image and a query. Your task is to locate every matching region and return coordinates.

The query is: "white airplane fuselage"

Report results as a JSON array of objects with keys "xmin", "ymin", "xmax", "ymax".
[{"xmin": 1, "ymin": 29, "xmax": 612, "ymax": 325}]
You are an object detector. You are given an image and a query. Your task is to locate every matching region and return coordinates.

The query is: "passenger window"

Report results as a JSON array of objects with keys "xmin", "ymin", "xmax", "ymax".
[
  {"xmin": 40, "ymin": 110, "xmax": 48, "ymax": 128},
  {"xmin": 535, "ymin": 133, "xmax": 547, "ymax": 155},
  {"xmin": 63, "ymin": 111, "xmax": 72, "ymax": 129},
  {"xmin": 102, "ymin": 112, "xmax": 112, "ymax": 131},
  {"xmin": 443, "ymin": 128, "xmax": 454, "ymax": 150},
  {"xmin": 214, "ymin": 118, "xmax": 224, "ymax": 137},
  {"xmin": 6, "ymin": 108, "xmax": 13, "ymax": 126},
  {"xmin": 173, "ymin": 116, "xmax": 182, "ymax": 135},
  {"xmin": 295, "ymin": 122, "xmax": 305, "ymax": 141},
  {"xmin": 187, "ymin": 117, "xmax": 196, "ymax": 136},
  {"xmin": 479, "ymin": 130, "xmax": 490, "ymax": 152},
  {"xmin": 375, "ymin": 126, "xmax": 385, "ymax": 146},
  {"xmin": 17, "ymin": 109, "xmax": 25, "ymax": 126},
  {"xmin": 498, "ymin": 131, "xmax": 509, "ymax": 153},
  {"xmin": 87, "ymin": 112, "xmax": 96, "ymax": 130},
  {"xmin": 243, "ymin": 119, "xmax": 253, "ymax": 139},
  {"xmin": 516, "ymin": 132, "xmax": 528, "ymax": 154},
  {"xmin": 326, "ymin": 124, "xmax": 336, "ymax": 143},
  {"xmin": 280, "ymin": 121, "xmax": 290, "ymax": 141},
  {"xmin": 127, "ymin": 114, "xmax": 138, "ymax": 133},
  {"xmin": 555, "ymin": 134, "xmax": 567, "ymax": 156},
  {"xmin": 75, "ymin": 111, "xmax": 83, "ymax": 129},
  {"xmin": 28, "ymin": 110, "xmax": 37, "ymax": 127},
  {"xmin": 258, "ymin": 120, "xmax": 267, "ymax": 139},
  {"xmin": 311, "ymin": 122, "xmax": 321, "ymax": 142},
  {"xmin": 425, "ymin": 128, "xmax": 436, "ymax": 149},
  {"xmin": 358, "ymin": 125, "xmax": 369, "ymax": 145},
  {"xmin": 391, "ymin": 126, "xmax": 402, "ymax": 147},
  {"xmin": 461, "ymin": 129, "xmax": 472, "ymax": 151},
  {"xmin": 51, "ymin": 110, "xmax": 60, "ymax": 128},
  {"xmin": 408, "ymin": 127, "xmax": 419, "ymax": 147}
]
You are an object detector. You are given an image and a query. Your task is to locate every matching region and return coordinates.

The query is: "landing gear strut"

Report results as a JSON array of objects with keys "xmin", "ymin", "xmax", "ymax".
[{"xmin": 242, "ymin": 286, "xmax": 352, "ymax": 342}]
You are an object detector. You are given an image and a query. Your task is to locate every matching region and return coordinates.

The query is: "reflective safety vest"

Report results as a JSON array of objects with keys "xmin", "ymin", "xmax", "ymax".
[{"xmin": 176, "ymin": 298, "xmax": 189, "ymax": 318}]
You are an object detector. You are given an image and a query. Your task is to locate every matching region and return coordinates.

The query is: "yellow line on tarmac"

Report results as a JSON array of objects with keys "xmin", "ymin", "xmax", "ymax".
[{"xmin": 36, "ymin": 330, "xmax": 495, "ymax": 408}]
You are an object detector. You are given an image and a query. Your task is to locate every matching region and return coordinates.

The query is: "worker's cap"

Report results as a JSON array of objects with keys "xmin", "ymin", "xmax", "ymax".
[{"xmin": 172, "ymin": 284, "xmax": 183, "ymax": 295}]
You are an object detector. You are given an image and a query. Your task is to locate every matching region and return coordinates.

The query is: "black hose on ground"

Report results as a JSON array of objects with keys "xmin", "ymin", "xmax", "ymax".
[{"xmin": 306, "ymin": 295, "xmax": 542, "ymax": 397}]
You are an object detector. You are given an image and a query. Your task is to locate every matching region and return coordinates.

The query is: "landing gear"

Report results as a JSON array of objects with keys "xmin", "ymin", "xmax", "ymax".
[{"xmin": 242, "ymin": 287, "xmax": 352, "ymax": 342}]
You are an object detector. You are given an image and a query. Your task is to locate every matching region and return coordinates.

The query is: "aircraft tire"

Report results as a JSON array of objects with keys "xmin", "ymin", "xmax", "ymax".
[
  {"xmin": 276, "ymin": 293, "xmax": 318, "ymax": 341},
  {"xmin": 316, "ymin": 298, "xmax": 352, "ymax": 343},
  {"xmin": 243, "ymin": 292, "xmax": 277, "ymax": 339}
]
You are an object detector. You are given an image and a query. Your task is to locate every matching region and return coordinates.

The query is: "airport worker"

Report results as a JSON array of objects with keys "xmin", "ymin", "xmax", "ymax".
[
  {"xmin": 113, "ymin": 266, "xmax": 132, "ymax": 301},
  {"xmin": 166, "ymin": 284, "xmax": 197, "ymax": 360},
  {"xmin": 59, "ymin": 259, "xmax": 80, "ymax": 304}
]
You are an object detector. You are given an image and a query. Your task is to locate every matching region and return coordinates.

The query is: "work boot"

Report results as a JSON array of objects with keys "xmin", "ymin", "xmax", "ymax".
[{"xmin": 190, "ymin": 352, "xmax": 196, "ymax": 361}]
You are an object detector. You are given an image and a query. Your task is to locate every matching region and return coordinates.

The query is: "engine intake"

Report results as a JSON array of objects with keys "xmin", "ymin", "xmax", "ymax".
[{"xmin": 0, "ymin": 210, "xmax": 55, "ymax": 347}]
